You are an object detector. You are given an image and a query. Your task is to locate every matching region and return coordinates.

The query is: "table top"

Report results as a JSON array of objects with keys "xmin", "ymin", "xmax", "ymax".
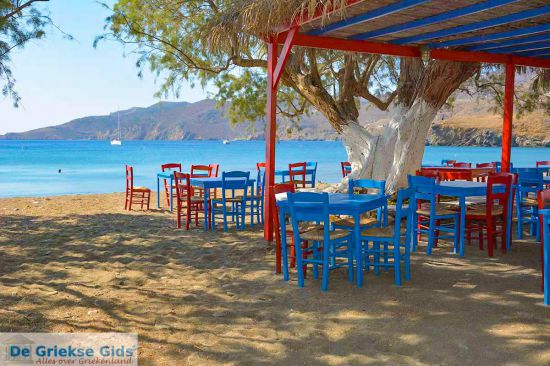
[
  {"xmin": 276, "ymin": 192, "xmax": 387, "ymax": 214},
  {"xmin": 190, "ymin": 177, "xmax": 255, "ymax": 189}
]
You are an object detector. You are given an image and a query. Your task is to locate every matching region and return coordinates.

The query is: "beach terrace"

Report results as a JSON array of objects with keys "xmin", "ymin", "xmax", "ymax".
[{"xmin": 1, "ymin": 0, "xmax": 550, "ymax": 365}]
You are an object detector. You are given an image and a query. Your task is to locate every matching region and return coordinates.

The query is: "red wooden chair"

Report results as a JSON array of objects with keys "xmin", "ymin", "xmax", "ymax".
[
  {"xmin": 124, "ymin": 165, "xmax": 151, "ymax": 211},
  {"xmin": 465, "ymin": 173, "xmax": 512, "ymax": 256},
  {"xmin": 161, "ymin": 163, "xmax": 182, "ymax": 207},
  {"xmin": 445, "ymin": 160, "xmax": 456, "ymax": 167},
  {"xmin": 289, "ymin": 162, "xmax": 307, "ymax": 189},
  {"xmin": 476, "ymin": 162, "xmax": 496, "ymax": 182},
  {"xmin": 191, "ymin": 165, "xmax": 213, "ymax": 197},
  {"xmin": 272, "ymin": 183, "xmax": 312, "ymax": 276},
  {"xmin": 174, "ymin": 172, "xmax": 209, "ymax": 230},
  {"xmin": 416, "ymin": 169, "xmax": 440, "ymax": 179},
  {"xmin": 453, "ymin": 162, "xmax": 472, "ymax": 168},
  {"xmin": 341, "ymin": 162, "xmax": 352, "ymax": 178}
]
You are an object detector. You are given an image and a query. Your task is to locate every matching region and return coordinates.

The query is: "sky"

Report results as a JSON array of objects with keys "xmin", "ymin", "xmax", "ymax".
[{"xmin": 0, "ymin": 0, "xmax": 209, "ymax": 134}]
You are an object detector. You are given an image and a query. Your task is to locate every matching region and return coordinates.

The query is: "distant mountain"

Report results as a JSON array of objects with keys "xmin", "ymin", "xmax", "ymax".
[{"xmin": 2, "ymin": 98, "xmax": 548, "ymax": 146}]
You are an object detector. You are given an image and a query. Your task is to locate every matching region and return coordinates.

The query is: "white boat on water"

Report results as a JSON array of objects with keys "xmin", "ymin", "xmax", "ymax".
[
  {"xmin": 222, "ymin": 139, "xmax": 230, "ymax": 145},
  {"xmin": 111, "ymin": 112, "xmax": 123, "ymax": 146}
]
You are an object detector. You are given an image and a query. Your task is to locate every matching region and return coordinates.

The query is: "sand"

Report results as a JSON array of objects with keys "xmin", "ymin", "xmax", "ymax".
[{"xmin": 0, "ymin": 193, "xmax": 549, "ymax": 365}]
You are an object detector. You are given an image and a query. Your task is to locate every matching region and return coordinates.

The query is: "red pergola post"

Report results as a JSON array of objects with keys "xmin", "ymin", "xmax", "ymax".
[
  {"xmin": 501, "ymin": 63, "xmax": 515, "ymax": 173},
  {"xmin": 264, "ymin": 28, "xmax": 298, "ymax": 244},
  {"xmin": 264, "ymin": 39, "xmax": 278, "ymax": 242}
]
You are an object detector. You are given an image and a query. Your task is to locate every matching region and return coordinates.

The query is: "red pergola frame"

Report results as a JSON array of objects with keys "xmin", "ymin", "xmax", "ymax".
[{"xmin": 263, "ymin": 25, "xmax": 550, "ymax": 249}]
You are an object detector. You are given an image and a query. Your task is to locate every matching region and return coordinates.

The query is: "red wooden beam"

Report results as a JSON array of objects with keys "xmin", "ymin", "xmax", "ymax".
[
  {"xmin": 501, "ymin": 63, "xmax": 515, "ymax": 173},
  {"xmin": 275, "ymin": 33, "xmax": 550, "ymax": 68},
  {"xmin": 273, "ymin": 26, "xmax": 299, "ymax": 89},
  {"xmin": 264, "ymin": 39, "xmax": 278, "ymax": 243}
]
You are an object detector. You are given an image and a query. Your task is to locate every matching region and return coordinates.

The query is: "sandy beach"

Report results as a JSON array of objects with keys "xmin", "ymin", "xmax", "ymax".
[{"xmin": 1, "ymin": 193, "xmax": 549, "ymax": 365}]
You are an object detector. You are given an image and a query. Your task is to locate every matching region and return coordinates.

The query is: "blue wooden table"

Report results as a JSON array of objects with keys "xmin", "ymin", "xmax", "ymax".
[
  {"xmin": 157, "ymin": 171, "xmax": 175, "ymax": 211},
  {"xmin": 275, "ymin": 162, "xmax": 318, "ymax": 187},
  {"xmin": 539, "ymin": 209, "xmax": 550, "ymax": 306},
  {"xmin": 276, "ymin": 193, "xmax": 388, "ymax": 288},
  {"xmin": 438, "ymin": 181, "xmax": 507, "ymax": 257},
  {"xmin": 190, "ymin": 177, "xmax": 255, "ymax": 230}
]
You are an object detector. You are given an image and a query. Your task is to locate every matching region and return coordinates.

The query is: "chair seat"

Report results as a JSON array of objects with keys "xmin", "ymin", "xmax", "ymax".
[
  {"xmin": 361, "ymin": 226, "xmax": 406, "ymax": 238},
  {"xmin": 190, "ymin": 196, "xmax": 204, "ymax": 203},
  {"xmin": 285, "ymin": 223, "xmax": 315, "ymax": 233},
  {"xmin": 466, "ymin": 205, "xmax": 504, "ymax": 217},
  {"xmin": 417, "ymin": 207, "xmax": 456, "ymax": 217},
  {"xmin": 301, "ymin": 227, "xmax": 350, "ymax": 241},
  {"xmin": 522, "ymin": 197, "xmax": 539, "ymax": 206},
  {"xmin": 132, "ymin": 186, "xmax": 150, "ymax": 192},
  {"xmin": 333, "ymin": 216, "xmax": 378, "ymax": 227},
  {"xmin": 213, "ymin": 197, "xmax": 243, "ymax": 204}
]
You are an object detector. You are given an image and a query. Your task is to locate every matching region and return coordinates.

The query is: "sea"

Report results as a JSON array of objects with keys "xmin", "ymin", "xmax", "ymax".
[{"xmin": 1, "ymin": 140, "xmax": 549, "ymax": 198}]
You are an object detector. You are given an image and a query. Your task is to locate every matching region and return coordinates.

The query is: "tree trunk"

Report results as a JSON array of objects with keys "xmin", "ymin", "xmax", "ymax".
[{"xmin": 340, "ymin": 59, "xmax": 479, "ymax": 192}]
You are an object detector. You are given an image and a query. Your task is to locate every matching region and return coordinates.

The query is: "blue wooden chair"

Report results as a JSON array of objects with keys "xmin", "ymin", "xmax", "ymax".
[
  {"xmin": 211, "ymin": 171, "xmax": 249, "ymax": 232},
  {"xmin": 305, "ymin": 162, "xmax": 318, "ymax": 188},
  {"xmin": 286, "ymin": 192, "xmax": 353, "ymax": 291},
  {"xmin": 409, "ymin": 175, "xmax": 459, "ymax": 255},
  {"xmin": 360, "ymin": 187, "xmax": 413, "ymax": 286},
  {"xmin": 333, "ymin": 178, "xmax": 387, "ymax": 229},
  {"xmin": 247, "ymin": 168, "xmax": 265, "ymax": 226},
  {"xmin": 513, "ymin": 169, "xmax": 544, "ymax": 240}
]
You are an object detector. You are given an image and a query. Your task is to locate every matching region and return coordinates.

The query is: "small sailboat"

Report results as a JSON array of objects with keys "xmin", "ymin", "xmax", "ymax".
[
  {"xmin": 222, "ymin": 139, "xmax": 230, "ymax": 145},
  {"xmin": 111, "ymin": 112, "xmax": 122, "ymax": 146}
]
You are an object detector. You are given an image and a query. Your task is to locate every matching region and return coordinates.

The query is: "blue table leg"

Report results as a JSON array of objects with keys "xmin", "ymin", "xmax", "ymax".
[
  {"xmin": 459, "ymin": 196, "xmax": 466, "ymax": 257},
  {"xmin": 157, "ymin": 176, "xmax": 160, "ymax": 209},
  {"xmin": 203, "ymin": 187, "xmax": 209, "ymax": 230},
  {"xmin": 354, "ymin": 212, "xmax": 363, "ymax": 288},
  {"xmin": 169, "ymin": 176, "xmax": 173, "ymax": 212}
]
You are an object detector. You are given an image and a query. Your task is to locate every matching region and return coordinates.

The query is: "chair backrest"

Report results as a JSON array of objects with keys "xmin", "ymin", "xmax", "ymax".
[
  {"xmin": 161, "ymin": 163, "xmax": 182, "ymax": 172},
  {"xmin": 191, "ymin": 164, "xmax": 212, "ymax": 178},
  {"xmin": 208, "ymin": 164, "xmax": 219, "ymax": 177},
  {"xmin": 516, "ymin": 170, "xmax": 544, "ymax": 189},
  {"xmin": 289, "ymin": 162, "xmax": 307, "ymax": 189},
  {"xmin": 453, "ymin": 162, "xmax": 471, "ymax": 168},
  {"xmin": 221, "ymin": 171, "xmax": 250, "ymax": 200},
  {"xmin": 408, "ymin": 175, "xmax": 438, "ymax": 203},
  {"xmin": 125, "ymin": 165, "xmax": 134, "ymax": 190},
  {"xmin": 174, "ymin": 172, "xmax": 192, "ymax": 206},
  {"xmin": 287, "ymin": 192, "xmax": 330, "ymax": 236},
  {"xmin": 538, "ymin": 189, "xmax": 550, "ymax": 210},
  {"xmin": 536, "ymin": 161, "xmax": 550, "ymax": 168},
  {"xmin": 256, "ymin": 162, "xmax": 266, "ymax": 171},
  {"xmin": 341, "ymin": 162, "xmax": 352, "ymax": 177},
  {"xmin": 476, "ymin": 162, "xmax": 494, "ymax": 168},
  {"xmin": 416, "ymin": 169, "xmax": 440, "ymax": 180},
  {"xmin": 443, "ymin": 160, "xmax": 456, "ymax": 167},
  {"xmin": 394, "ymin": 186, "xmax": 414, "ymax": 237},
  {"xmin": 349, "ymin": 178, "xmax": 385, "ymax": 195},
  {"xmin": 305, "ymin": 162, "xmax": 317, "ymax": 187},
  {"xmin": 256, "ymin": 169, "xmax": 266, "ymax": 197},
  {"xmin": 512, "ymin": 167, "xmax": 539, "ymax": 174},
  {"xmin": 485, "ymin": 173, "xmax": 512, "ymax": 216},
  {"xmin": 447, "ymin": 170, "xmax": 473, "ymax": 181}
]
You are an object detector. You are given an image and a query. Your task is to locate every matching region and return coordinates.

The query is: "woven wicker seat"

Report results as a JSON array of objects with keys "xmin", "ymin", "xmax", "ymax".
[
  {"xmin": 333, "ymin": 216, "xmax": 378, "ymax": 227},
  {"xmin": 361, "ymin": 226, "xmax": 406, "ymax": 238},
  {"xmin": 522, "ymin": 197, "xmax": 539, "ymax": 206},
  {"xmin": 301, "ymin": 227, "xmax": 350, "ymax": 241},
  {"xmin": 466, "ymin": 205, "xmax": 504, "ymax": 217},
  {"xmin": 416, "ymin": 207, "xmax": 456, "ymax": 216}
]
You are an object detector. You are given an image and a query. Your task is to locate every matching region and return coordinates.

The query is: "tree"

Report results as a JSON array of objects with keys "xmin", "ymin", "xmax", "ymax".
[
  {"xmin": 0, "ymin": 0, "xmax": 50, "ymax": 106},
  {"xmin": 101, "ymin": 0, "xmax": 547, "ymax": 191}
]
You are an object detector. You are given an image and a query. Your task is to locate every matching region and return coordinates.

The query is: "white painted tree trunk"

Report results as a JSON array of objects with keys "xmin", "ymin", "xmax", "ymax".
[{"xmin": 340, "ymin": 99, "xmax": 438, "ymax": 193}]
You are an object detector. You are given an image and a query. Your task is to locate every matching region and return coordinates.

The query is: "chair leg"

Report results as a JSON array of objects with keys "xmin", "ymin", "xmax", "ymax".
[
  {"xmin": 427, "ymin": 216, "xmax": 436, "ymax": 256},
  {"xmin": 295, "ymin": 238, "xmax": 305, "ymax": 288},
  {"xmin": 394, "ymin": 240, "xmax": 402, "ymax": 286},
  {"xmin": 124, "ymin": 190, "xmax": 129, "ymax": 210},
  {"xmin": 128, "ymin": 192, "xmax": 133, "ymax": 211},
  {"xmin": 487, "ymin": 217, "xmax": 495, "ymax": 257},
  {"xmin": 321, "ymin": 243, "xmax": 330, "ymax": 291}
]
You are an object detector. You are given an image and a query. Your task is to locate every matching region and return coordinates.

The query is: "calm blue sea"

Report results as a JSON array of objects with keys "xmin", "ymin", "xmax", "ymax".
[{"xmin": 1, "ymin": 140, "xmax": 549, "ymax": 197}]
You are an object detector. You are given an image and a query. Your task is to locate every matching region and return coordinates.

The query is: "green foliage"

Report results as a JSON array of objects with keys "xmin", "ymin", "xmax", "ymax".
[{"xmin": 0, "ymin": 0, "xmax": 50, "ymax": 107}]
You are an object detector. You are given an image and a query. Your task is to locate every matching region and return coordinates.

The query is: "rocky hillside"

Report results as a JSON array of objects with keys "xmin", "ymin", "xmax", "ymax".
[{"xmin": 2, "ymin": 97, "xmax": 548, "ymax": 146}]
